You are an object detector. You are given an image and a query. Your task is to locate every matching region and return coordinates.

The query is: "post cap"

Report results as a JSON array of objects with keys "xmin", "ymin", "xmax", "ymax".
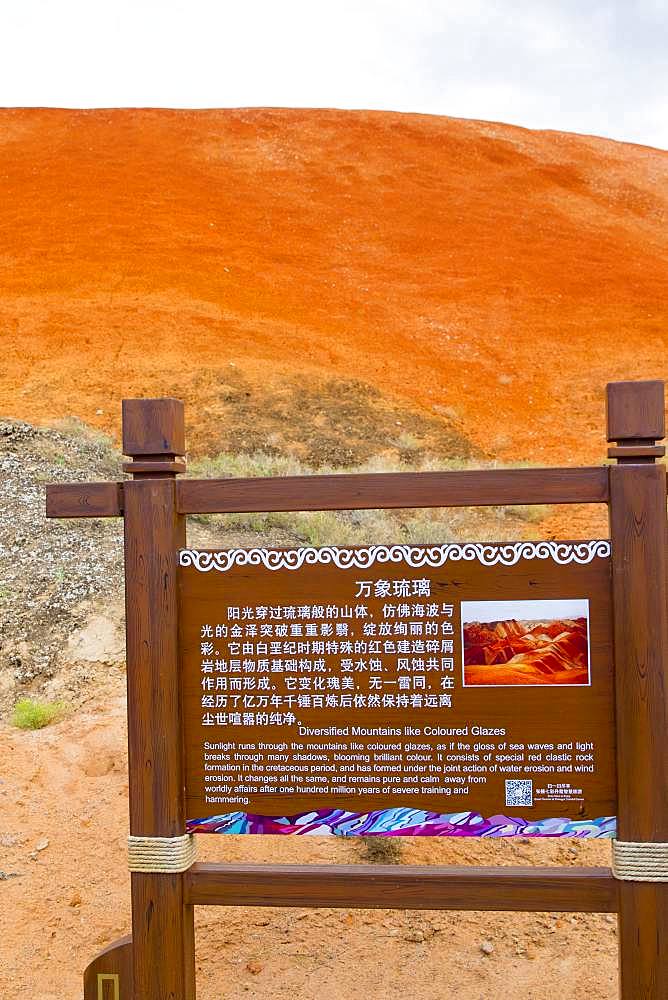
[
  {"xmin": 122, "ymin": 398, "xmax": 186, "ymax": 457},
  {"xmin": 606, "ymin": 381, "xmax": 665, "ymax": 443}
]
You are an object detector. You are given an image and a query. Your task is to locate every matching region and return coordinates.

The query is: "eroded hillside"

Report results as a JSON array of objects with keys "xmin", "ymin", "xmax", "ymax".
[{"xmin": 0, "ymin": 107, "xmax": 666, "ymax": 469}]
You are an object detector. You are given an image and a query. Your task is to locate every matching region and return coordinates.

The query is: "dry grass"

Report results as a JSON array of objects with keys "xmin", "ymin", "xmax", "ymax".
[
  {"xmin": 358, "ymin": 836, "xmax": 403, "ymax": 864},
  {"xmin": 187, "ymin": 451, "xmax": 549, "ymax": 548}
]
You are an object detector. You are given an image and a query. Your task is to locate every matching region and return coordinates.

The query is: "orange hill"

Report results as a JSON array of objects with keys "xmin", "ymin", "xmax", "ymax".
[
  {"xmin": 0, "ymin": 107, "xmax": 666, "ymax": 466},
  {"xmin": 463, "ymin": 617, "xmax": 589, "ymax": 686}
]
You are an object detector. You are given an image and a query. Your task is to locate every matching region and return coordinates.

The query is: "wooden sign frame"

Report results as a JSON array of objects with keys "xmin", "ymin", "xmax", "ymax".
[{"xmin": 46, "ymin": 380, "xmax": 668, "ymax": 999}]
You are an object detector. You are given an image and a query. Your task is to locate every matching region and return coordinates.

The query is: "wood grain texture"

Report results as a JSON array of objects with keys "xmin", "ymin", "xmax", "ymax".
[
  {"xmin": 606, "ymin": 381, "xmax": 665, "ymax": 443},
  {"xmin": 124, "ymin": 479, "xmax": 186, "ymax": 835},
  {"xmin": 610, "ymin": 466, "xmax": 668, "ymax": 840},
  {"xmin": 123, "ymin": 415, "xmax": 195, "ymax": 999},
  {"xmin": 609, "ymin": 462, "xmax": 668, "ymax": 999},
  {"xmin": 607, "ymin": 444, "xmax": 665, "ymax": 461},
  {"xmin": 83, "ymin": 935, "xmax": 133, "ymax": 999},
  {"xmin": 185, "ymin": 862, "xmax": 618, "ymax": 913},
  {"xmin": 178, "ymin": 466, "xmax": 609, "ymax": 514},
  {"xmin": 122, "ymin": 397, "xmax": 186, "ymax": 457},
  {"xmin": 180, "ymin": 546, "xmax": 616, "ymax": 825},
  {"xmin": 46, "ymin": 481, "xmax": 123, "ymax": 518},
  {"xmin": 130, "ymin": 874, "xmax": 195, "ymax": 1000},
  {"xmin": 122, "ymin": 459, "xmax": 187, "ymax": 476}
]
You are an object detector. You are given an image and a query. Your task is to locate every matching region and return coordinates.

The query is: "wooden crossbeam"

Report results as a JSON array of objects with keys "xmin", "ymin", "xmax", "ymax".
[
  {"xmin": 42, "ymin": 471, "xmax": 668, "ymax": 522},
  {"xmin": 177, "ymin": 467, "xmax": 610, "ymax": 514},
  {"xmin": 185, "ymin": 863, "xmax": 618, "ymax": 913},
  {"xmin": 46, "ymin": 482, "xmax": 123, "ymax": 518},
  {"xmin": 46, "ymin": 466, "xmax": 611, "ymax": 521}
]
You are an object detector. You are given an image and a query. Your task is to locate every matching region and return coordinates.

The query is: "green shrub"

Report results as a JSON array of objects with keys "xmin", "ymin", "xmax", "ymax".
[{"xmin": 11, "ymin": 698, "xmax": 66, "ymax": 730}]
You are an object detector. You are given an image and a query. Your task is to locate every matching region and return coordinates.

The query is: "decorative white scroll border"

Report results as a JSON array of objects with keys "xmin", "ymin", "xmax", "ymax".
[{"xmin": 179, "ymin": 540, "xmax": 611, "ymax": 573}]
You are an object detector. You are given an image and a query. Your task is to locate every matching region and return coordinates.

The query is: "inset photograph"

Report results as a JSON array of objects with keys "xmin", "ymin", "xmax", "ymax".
[{"xmin": 461, "ymin": 599, "xmax": 590, "ymax": 687}]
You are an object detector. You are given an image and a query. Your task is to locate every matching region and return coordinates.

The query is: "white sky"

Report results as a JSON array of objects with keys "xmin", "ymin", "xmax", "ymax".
[
  {"xmin": 461, "ymin": 600, "xmax": 589, "ymax": 624},
  {"xmin": 1, "ymin": 0, "xmax": 667, "ymax": 149}
]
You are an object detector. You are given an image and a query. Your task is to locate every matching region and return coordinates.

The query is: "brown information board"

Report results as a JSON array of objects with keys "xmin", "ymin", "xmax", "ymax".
[
  {"xmin": 180, "ymin": 540, "xmax": 616, "ymax": 838},
  {"xmin": 47, "ymin": 383, "xmax": 668, "ymax": 1000}
]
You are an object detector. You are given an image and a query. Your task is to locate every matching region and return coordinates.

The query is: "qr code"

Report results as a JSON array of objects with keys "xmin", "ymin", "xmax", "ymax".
[{"xmin": 505, "ymin": 779, "xmax": 533, "ymax": 807}]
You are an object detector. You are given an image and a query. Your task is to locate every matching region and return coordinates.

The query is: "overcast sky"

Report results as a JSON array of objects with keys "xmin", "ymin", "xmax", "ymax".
[
  {"xmin": 461, "ymin": 599, "xmax": 589, "ymax": 625},
  {"xmin": 2, "ymin": 0, "xmax": 667, "ymax": 149}
]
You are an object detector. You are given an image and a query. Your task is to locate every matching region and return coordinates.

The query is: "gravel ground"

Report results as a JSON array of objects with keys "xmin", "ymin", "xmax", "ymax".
[
  {"xmin": 0, "ymin": 419, "xmax": 124, "ymax": 709},
  {"xmin": 0, "ymin": 417, "xmax": 545, "ymax": 715}
]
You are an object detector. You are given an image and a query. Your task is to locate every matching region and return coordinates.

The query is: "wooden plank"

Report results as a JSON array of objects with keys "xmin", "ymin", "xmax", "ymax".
[
  {"xmin": 123, "ymin": 400, "xmax": 195, "ymax": 1000},
  {"xmin": 178, "ymin": 466, "xmax": 609, "ymax": 514},
  {"xmin": 185, "ymin": 862, "xmax": 618, "ymax": 913},
  {"xmin": 46, "ymin": 481, "xmax": 123, "ymax": 518},
  {"xmin": 609, "ymin": 463, "xmax": 668, "ymax": 999}
]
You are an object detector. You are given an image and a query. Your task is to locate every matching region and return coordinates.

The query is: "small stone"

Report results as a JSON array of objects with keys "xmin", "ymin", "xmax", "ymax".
[
  {"xmin": 69, "ymin": 893, "xmax": 82, "ymax": 907},
  {"xmin": 405, "ymin": 929, "xmax": 424, "ymax": 942},
  {"xmin": 35, "ymin": 837, "xmax": 49, "ymax": 852},
  {"xmin": 246, "ymin": 960, "xmax": 262, "ymax": 975},
  {"xmin": 480, "ymin": 940, "xmax": 495, "ymax": 956}
]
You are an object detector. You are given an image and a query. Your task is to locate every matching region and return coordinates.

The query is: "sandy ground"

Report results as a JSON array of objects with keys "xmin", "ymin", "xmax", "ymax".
[{"xmin": 0, "ymin": 680, "xmax": 617, "ymax": 1000}]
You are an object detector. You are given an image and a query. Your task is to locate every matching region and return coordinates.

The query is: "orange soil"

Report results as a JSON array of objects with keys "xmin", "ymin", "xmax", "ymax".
[
  {"xmin": 2, "ymin": 109, "xmax": 659, "ymax": 999},
  {"xmin": 0, "ymin": 690, "xmax": 617, "ymax": 1000},
  {"xmin": 1, "ymin": 107, "xmax": 666, "ymax": 473}
]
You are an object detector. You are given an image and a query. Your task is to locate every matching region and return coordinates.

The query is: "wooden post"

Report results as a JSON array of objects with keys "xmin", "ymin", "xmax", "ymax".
[
  {"xmin": 122, "ymin": 399, "xmax": 196, "ymax": 1000},
  {"xmin": 607, "ymin": 380, "xmax": 668, "ymax": 998}
]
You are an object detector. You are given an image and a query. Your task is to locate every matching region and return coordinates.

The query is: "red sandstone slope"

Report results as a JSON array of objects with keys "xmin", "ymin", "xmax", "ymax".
[
  {"xmin": 0, "ymin": 107, "xmax": 666, "ymax": 465},
  {"xmin": 463, "ymin": 617, "xmax": 589, "ymax": 685}
]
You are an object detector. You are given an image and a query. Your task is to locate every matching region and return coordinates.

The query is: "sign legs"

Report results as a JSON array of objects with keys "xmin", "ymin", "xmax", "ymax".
[
  {"xmin": 83, "ymin": 936, "xmax": 133, "ymax": 1000},
  {"xmin": 607, "ymin": 381, "xmax": 668, "ymax": 998}
]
